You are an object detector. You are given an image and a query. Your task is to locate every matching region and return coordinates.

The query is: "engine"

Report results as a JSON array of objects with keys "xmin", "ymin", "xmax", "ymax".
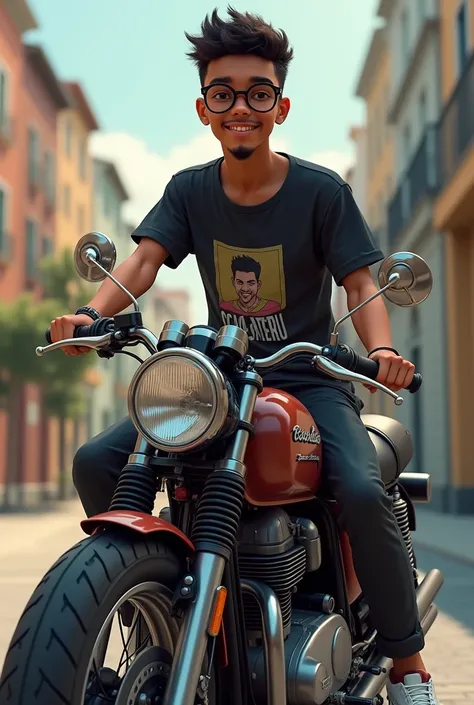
[
  {"xmin": 238, "ymin": 507, "xmax": 353, "ymax": 705},
  {"xmin": 238, "ymin": 507, "xmax": 320, "ymax": 638}
]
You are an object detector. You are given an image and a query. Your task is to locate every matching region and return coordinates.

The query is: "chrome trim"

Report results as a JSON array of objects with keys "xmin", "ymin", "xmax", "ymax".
[
  {"xmin": 163, "ymin": 553, "xmax": 227, "ymax": 705},
  {"xmin": 128, "ymin": 347, "xmax": 229, "ymax": 453},
  {"xmin": 131, "ymin": 327, "xmax": 160, "ymax": 354},
  {"xmin": 253, "ymin": 342, "xmax": 323, "ymax": 369},
  {"xmin": 330, "ymin": 272, "xmax": 400, "ymax": 345},
  {"xmin": 241, "ymin": 580, "xmax": 286, "ymax": 705},
  {"xmin": 159, "ymin": 320, "xmax": 189, "ymax": 348},
  {"xmin": 185, "ymin": 326, "xmax": 218, "ymax": 342},
  {"xmin": 35, "ymin": 332, "xmax": 114, "ymax": 356},
  {"xmin": 214, "ymin": 324, "xmax": 249, "ymax": 358},
  {"xmin": 313, "ymin": 356, "xmax": 404, "ymax": 405}
]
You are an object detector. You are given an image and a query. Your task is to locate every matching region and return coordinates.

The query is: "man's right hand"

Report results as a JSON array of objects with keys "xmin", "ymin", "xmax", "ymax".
[{"xmin": 50, "ymin": 313, "xmax": 96, "ymax": 356}]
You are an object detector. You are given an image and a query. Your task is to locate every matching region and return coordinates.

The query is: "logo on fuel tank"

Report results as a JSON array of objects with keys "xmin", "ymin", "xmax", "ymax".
[{"xmin": 291, "ymin": 424, "xmax": 321, "ymax": 444}]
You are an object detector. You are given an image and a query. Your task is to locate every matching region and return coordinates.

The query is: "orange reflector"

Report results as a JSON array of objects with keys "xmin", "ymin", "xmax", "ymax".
[{"xmin": 208, "ymin": 586, "xmax": 227, "ymax": 637}]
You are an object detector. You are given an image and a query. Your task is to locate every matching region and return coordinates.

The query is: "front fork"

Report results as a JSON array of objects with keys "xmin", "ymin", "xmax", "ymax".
[{"xmin": 163, "ymin": 372, "xmax": 262, "ymax": 705}]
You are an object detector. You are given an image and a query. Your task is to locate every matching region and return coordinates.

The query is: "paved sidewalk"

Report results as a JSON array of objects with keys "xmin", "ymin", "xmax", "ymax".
[{"xmin": 413, "ymin": 506, "xmax": 474, "ymax": 564}]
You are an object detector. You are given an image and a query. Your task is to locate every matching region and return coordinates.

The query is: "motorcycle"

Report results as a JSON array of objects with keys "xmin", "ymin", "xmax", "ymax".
[{"xmin": 0, "ymin": 232, "xmax": 444, "ymax": 705}]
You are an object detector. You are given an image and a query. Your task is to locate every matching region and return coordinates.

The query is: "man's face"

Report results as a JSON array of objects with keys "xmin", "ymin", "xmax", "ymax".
[
  {"xmin": 196, "ymin": 55, "xmax": 290, "ymax": 157},
  {"xmin": 232, "ymin": 270, "xmax": 261, "ymax": 304}
]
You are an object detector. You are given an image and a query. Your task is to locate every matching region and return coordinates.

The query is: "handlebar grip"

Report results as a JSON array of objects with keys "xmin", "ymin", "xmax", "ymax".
[
  {"xmin": 322, "ymin": 344, "xmax": 422, "ymax": 393},
  {"xmin": 44, "ymin": 317, "xmax": 115, "ymax": 344}
]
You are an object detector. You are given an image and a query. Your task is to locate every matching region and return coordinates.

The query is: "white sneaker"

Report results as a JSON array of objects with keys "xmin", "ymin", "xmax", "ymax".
[{"xmin": 386, "ymin": 671, "xmax": 439, "ymax": 704}]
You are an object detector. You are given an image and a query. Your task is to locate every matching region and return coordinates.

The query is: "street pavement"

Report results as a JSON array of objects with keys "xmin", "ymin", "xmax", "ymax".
[{"xmin": 0, "ymin": 500, "xmax": 472, "ymax": 704}]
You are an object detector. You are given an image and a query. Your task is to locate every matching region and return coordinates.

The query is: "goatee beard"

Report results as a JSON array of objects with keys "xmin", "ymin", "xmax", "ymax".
[{"xmin": 229, "ymin": 146, "xmax": 255, "ymax": 161}]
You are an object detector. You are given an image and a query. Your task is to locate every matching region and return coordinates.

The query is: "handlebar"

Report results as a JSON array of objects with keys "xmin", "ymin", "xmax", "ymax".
[
  {"xmin": 252, "ymin": 342, "xmax": 422, "ymax": 394},
  {"xmin": 44, "ymin": 318, "xmax": 115, "ymax": 344},
  {"xmin": 321, "ymin": 344, "xmax": 422, "ymax": 394},
  {"xmin": 39, "ymin": 319, "xmax": 422, "ymax": 400}
]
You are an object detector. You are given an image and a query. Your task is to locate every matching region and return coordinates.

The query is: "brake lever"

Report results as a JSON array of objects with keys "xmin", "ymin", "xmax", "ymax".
[
  {"xmin": 35, "ymin": 333, "xmax": 114, "ymax": 357},
  {"xmin": 312, "ymin": 355, "xmax": 404, "ymax": 406}
]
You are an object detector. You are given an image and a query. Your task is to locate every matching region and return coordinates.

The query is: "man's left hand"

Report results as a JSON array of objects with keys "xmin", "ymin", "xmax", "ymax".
[{"xmin": 364, "ymin": 349, "xmax": 415, "ymax": 394}]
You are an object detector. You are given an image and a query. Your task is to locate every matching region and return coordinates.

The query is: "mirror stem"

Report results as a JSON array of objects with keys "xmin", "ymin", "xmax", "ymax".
[
  {"xmin": 86, "ymin": 250, "xmax": 140, "ymax": 312},
  {"xmin": 330, "ymin": 272, "xmax": 400, "ymax": 346}
]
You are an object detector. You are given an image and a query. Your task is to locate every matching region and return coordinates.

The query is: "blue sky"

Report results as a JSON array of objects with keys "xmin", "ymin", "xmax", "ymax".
[
  {"xmin": 27, "ymin": 0, "xmax": 380, "ymax": 158},
  {"xmin": 26, "ymin": 0, "xmax": 381, "ymax": 319}
]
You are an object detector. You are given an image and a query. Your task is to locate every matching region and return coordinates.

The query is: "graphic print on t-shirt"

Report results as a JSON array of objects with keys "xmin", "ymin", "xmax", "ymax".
[{"xmin": 213, "ymin": 240, "xmax": 288, "ymax": 343}]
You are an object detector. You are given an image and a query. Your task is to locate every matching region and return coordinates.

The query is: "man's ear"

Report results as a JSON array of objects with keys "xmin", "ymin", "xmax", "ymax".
[{"xmin": 196, "ymin": 98, "xmax": 210, "ymax": 125}]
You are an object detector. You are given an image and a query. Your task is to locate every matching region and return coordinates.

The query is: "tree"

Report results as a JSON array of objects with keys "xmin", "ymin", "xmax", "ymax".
[
  {"xmin": 0, "ymin": 248, "xmax": 96, "ymax": 507},
  {"xmin": 40, "ymin": 248, "xmax": 97, "ymax": 499}
]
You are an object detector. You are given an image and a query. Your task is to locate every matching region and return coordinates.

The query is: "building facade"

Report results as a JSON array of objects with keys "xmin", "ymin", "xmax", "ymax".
[
  {"xmin": 88, "ymin": 158, "xmax": 129, "ymax": 437},
  {"xmin": 0, "ymin": 14, "xmax": 69, "ymax": 505},
  {"xmin": 377, "ymin": 0, "xmax": 451, "ymax": 502},
  {"xmin": 48, "ymin": 80, "xmax": 99, "ymax": 491},
  {"xmin": 434, "ymin": 0, "xmax": 474, "ymax": 513},
  {"xmin": 351, "ymin": 26, "xmax": 395, "ymax": 415}
]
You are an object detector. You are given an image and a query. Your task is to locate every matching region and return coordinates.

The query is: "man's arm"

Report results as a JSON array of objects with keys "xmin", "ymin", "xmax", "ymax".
[
  {"xmin": 342, "ymin": 266, "xmax": 415, "ymax": 392},
  {"xmin": 50, "ymin": 238, "xmax": 169, "ymax": 355},
  {"xmin": 87, "ymin": 237, "xmax": 168, "ymax": 316}
]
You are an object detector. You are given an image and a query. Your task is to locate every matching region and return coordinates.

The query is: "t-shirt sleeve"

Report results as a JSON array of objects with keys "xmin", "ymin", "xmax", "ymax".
[
  {"xmin": 318, "ymin": 183, "xmax": 384, "ymax": 286},
  {"xmin": 131, "ymin": 176, "xmax": 192, "ymax": 269}
]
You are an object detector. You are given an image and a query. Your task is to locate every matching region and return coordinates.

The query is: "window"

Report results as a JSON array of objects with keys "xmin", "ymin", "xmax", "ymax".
[
  {"xmin": 456, "ymin": 2, "xmax": 469, "ymax": 75},
  {"xmin": 25, "ymin": 219, "xmax": 37, "ymax": 279},
  {"xmin": 403, "ymin": 123, "xmax": 411, "ymax": 162},
  {"xmin": 419, "ymin": 90, "xmax": 427, "ymax": 131},
  {"xmin": 28, "ymin": 127, "xmax": 40, "ymax": 188},
  {"xmin": 44, "ymin": 151, "xmax": 55, "ymax": 206},
  {"xmin": 63, "ymin": 184, "xmax": 71, "ymax": 217},
  {"xmin": 42, "ymin": 236, "xmax": 54, "ymax": 258},
  {"xmin": 0, "ymin": 68, "xmax": 7, "ymax": 132},
  {"xmin": 64, "ymin": 116, "xmax": 72, "ymax": 157},
  {"xmin": 79, "ymin": 138, "xmax": 87, "ymax": 180}
]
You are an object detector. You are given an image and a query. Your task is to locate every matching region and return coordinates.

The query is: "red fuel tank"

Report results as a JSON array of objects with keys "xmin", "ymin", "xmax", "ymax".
[{"xmin": 244, "ymin": 388, "xmax": 322, "ymax": 506}]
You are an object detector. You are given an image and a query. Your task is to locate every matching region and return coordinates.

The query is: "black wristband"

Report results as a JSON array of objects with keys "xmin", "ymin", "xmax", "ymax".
[
  {"xmin": 75, "ymin": 305, "xmax": 101, "ymax": 321},
  {"xmin": 368, "ymin": 346, "xmax": 399, "ymax": 358}
]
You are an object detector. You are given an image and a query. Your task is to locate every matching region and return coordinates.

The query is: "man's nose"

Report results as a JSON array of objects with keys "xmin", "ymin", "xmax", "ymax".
[{"xmin": 231, "ymin": 95, "xmax": 251, "ymax": 115}]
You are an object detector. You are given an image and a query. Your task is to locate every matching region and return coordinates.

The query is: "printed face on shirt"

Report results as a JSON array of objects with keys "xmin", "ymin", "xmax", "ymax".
[{"xmin": 214, "ymin": 242, "xmax": 285, "ymax": 320}]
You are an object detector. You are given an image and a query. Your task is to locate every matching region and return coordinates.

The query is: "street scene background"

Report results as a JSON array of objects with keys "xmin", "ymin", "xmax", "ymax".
[{"xmin": 0, "ymin": 0, "xmax": 473, "ymax": 702}]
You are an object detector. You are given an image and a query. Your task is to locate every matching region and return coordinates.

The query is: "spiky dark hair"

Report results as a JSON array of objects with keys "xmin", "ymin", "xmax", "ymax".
[{"xmin": 185, "ymin": 6, "xmax": 294, "ymax": 88}]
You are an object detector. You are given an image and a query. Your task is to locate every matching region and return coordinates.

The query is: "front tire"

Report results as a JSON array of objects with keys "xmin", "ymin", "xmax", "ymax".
[{"xmin": 0, "ymin": 531, "xmax": 183, "ymax": 705}]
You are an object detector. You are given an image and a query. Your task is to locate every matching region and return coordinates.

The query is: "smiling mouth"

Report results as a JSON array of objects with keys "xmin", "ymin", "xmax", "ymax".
[{"xmin": 224, "ymin": 125, "xmax": 259, "ymax": 132}]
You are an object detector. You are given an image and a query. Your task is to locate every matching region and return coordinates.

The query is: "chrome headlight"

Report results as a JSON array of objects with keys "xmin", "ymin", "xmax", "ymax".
[{"xmin": 128, "ymin": 348, "xmax": 229, "ymax": 453}]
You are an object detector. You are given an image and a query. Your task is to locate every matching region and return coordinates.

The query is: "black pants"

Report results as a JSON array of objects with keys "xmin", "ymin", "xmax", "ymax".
[{"xmin": 73, "ymin": 382, "xmax": 424, "ymax": 659}]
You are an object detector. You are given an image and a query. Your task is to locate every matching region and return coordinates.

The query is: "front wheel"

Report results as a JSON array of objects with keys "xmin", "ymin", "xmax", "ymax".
[{"xmin": 0, "ymin": 531, "xmax": 209, "ymax": 705}]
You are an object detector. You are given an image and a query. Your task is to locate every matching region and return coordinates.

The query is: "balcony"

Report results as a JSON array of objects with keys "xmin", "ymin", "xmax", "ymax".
[
  {"xmin": 0, "ymin": 114, "xmax": 13, "ymax": 147},
  {"xmin": 437, "ymin": 52, "xmax": 474, "ymax": 192},
  {"xmin": 388, "ymin": 125, "xmax": 438, "ymax": 247}
]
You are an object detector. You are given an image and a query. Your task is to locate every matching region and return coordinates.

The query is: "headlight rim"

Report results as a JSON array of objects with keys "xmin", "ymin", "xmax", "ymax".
[{"xmin": 128, "ymin": 347, "xmax": 229, "ymax": 453}]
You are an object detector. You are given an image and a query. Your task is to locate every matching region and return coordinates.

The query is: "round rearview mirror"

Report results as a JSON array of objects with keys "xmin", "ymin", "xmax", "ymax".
[
  {"xmin": 74, "ymin": 232, "xmax": 117, "ymax": 283},
  {"xmin": 378, "ymin": 252, "xmax": 433, "ymax": 307}
]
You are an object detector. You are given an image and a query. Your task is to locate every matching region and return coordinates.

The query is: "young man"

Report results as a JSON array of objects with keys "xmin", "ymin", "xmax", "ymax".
[{"xmin": 50, "ymin": 8, "xmax": 439, "ymax": 704}]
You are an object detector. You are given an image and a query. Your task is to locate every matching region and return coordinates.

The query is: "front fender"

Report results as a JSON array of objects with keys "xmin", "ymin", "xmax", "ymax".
[{"xmin": 81, "ymin": 510, "xmax": 195, "ymax": 554}]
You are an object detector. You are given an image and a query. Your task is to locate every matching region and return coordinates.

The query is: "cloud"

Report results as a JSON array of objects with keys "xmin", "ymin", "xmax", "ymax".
[{"xmin": 90, "ymin": 130, "xmax": 352, "ymax": 322}]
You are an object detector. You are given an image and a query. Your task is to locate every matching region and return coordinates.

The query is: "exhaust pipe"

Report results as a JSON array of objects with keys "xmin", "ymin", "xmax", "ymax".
[{"xmin": 351, "ymin": 569, "xmax": 444, "ymax": 699}]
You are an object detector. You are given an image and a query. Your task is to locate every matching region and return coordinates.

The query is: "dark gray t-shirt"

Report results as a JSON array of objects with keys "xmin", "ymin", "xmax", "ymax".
[{"xmin": 132, "ymin": 154, "xmax": 384, "ymax": 390}]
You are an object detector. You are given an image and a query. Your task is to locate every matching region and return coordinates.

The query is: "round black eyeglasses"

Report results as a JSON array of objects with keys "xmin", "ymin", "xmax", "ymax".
[{"xmin": 201, "ymin": 83, "xmax": 282, "ymax": 114}]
